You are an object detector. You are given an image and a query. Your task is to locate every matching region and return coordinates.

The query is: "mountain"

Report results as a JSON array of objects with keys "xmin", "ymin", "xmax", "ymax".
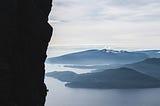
[
  {"xmin": 125, "ymin": 58, "xmax": 160, "ymax": 79},
  {"xmin": 46, "ymin": 68, "xmax": 160, "ymax": 89},
  {"xmin": 47, "ymin": 49, "xmax": 148, "ymax": 65},
  {"xmin": 137, "ymin": 50, "xmax": 160, "ymax": 58},
  {"xmin": 46, "ymin": 71, "xmax": 77, "ymax": 82}
]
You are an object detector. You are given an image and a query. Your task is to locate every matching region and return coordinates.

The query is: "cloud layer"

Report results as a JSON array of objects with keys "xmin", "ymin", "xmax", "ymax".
[
  {"xmin": 50, "ymin": 0, "xmax": 160, "ymax": 22},
  {"xmin": 49, "ymin": 0, "xmax": 160, "ymax": 50}
]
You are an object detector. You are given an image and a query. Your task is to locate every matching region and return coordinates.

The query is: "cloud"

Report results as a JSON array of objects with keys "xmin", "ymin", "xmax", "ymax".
[
  {"xmin": 49, "ymin": 0, "xmax": 160, "ymax": 22},
  {"xmin": 49, "ymin": 0, "xmax": 160, "ymax": 50}
]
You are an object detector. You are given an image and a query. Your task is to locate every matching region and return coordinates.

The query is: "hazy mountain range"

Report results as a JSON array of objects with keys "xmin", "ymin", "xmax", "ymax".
[
  {"xmin": 47, "ymin": 49, "xmax": 160, "ymax": 65},
  {"xmin": 46, "ymin": 58, "xmax": 160, "ymax": 89},
  {"xmin": 137, "ymin": 50, "xmax": 160, "ymax": 58},
  {"xmin": 46, "ymin": 49, "xmax": 160, "ymax": 89},
  {"xmin": 125, "ymin": 58, "xmax": 160, "ymax": 80}
]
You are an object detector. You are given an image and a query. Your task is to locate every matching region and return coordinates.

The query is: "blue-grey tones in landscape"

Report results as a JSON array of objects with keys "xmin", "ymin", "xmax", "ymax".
[
  {"xmin": 45, "ymin": 47, "xmax": 160, "ymax": 106},
  {"xmin": 46, "ymin": 49, "xmax": 160, "ymax": 89},
  {"xmin": 45, "ymin": 77, "xmax": 160, "ymax": 106},
  {"xmin": 46, "ymin": 0, "xmax": 160, "ymax": 105},
  {"xmin": 47, "ymin": 49, "xmax": 160, "ymax": 65}
]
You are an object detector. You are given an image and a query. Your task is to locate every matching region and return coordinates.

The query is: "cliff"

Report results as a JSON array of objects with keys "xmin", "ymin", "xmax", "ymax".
[{"xmin": 0, "ymin": 0, "xmax": 52, "ymax": 106}]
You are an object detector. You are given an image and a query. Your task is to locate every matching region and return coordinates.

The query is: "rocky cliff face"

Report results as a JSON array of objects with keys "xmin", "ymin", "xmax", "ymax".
[{"xmin": 0, "ymin": 0, "xmax": 52, "ymax": 106}]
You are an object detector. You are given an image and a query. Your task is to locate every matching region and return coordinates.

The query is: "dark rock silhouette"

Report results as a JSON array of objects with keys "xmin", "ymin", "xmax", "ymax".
[{"xmin": 0, "ymin": 0, "xmax": 52, "ymax": 106}]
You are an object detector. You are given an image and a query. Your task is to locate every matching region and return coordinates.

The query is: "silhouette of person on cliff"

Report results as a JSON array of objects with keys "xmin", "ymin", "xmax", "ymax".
[{"xmin": 0, "ymin": 0, "xmax": 52, "ymax": 106}]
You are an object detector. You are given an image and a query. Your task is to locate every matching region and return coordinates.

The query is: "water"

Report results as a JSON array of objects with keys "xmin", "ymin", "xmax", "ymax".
[
  {"xmin": 45, "ymin": 47, "xmax": 160, "ymax": 106},
  {"xmin": 44, "ymin": 64, "xmax": 160, "ymax": 106},
  {"xmin": 45, "ymin": 76, "xmax": 160, "ymax": 106},
  {"xmin": 45, "ymin": 64, "xmax": 92, "ymax": 74}
]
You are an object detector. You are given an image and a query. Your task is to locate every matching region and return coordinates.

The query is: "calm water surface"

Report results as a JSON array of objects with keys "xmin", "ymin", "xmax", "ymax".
[{"xmin": 45, "ymin": 64, "xmax": 160, "ymax": 106}]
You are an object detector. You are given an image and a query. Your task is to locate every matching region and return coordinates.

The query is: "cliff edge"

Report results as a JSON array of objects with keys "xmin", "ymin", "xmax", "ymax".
[{"xmin": 0, "ymin": 0, "xmax": 52, "ymax": 106}]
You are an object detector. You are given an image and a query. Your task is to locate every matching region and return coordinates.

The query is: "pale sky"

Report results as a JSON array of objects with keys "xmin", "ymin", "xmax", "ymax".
[{"xmin": 48, "ymin": 0, "xmax": 160, "ymax": 50}]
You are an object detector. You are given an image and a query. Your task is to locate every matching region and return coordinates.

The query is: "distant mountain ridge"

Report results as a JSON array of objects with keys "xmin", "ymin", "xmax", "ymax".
[
  {"xmin": 47, "ymin": 49, "xmax": 151, "ymax": 65},
  {"xmin": 137, "ymin": 50, "xmax": 160, "ymax": 58},
  {"xmin": 125, "ymin": 58, "xmax": 160, "ymax": 79}
]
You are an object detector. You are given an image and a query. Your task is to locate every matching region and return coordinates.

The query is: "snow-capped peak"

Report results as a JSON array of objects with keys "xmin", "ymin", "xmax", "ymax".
[{"xmin": 101, "ymin": 49, "xmax": 127, "ymax": 53}]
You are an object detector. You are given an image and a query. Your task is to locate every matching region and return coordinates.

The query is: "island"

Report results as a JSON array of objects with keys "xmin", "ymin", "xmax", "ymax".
[{"xmin": 46, "ymin": 67, "xmax": 160, "ymax": 89}]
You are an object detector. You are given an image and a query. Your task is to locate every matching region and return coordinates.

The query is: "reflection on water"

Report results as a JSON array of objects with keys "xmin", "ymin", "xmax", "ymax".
[{"xmin": 45, "ymin": 64, "xmax": 160, "ymax": 106}]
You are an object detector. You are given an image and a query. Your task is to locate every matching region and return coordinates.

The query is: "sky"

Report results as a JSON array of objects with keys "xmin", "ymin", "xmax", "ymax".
[{"xmin": 48, "ymin": 0, "xmax": 160, "ymax": 50}]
